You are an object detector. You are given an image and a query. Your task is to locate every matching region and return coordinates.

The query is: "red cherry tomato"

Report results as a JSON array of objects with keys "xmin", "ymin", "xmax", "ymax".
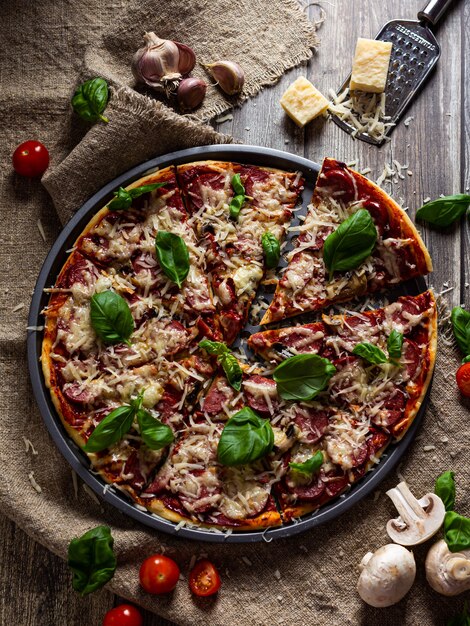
[
  {"xmin": 456, "ymin": 362, "xmax": 470, "ymax": 397},
  {"xmin": 139, "ymin": 554, "xmax": 180, "ymax": 594},
  {"xmin": 102, "ymin": 604, "xmax": 143, "ymax": 626},
  {"xmin": 12, "ymin": 140, "xmax": 50, "ymax": 177},
  {"xmin": 189, "ymin": 559, "xmax": 221, "ymax": 597}
]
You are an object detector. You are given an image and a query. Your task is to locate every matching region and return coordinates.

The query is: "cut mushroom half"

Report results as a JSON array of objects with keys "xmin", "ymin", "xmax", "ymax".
[
  {"xmin": 425, "ymin": 539, "xmax": 470, "ymax": 596},
  {"xmin": 386, "ymin": 481, "xmax": 446, "ymax": 546}
]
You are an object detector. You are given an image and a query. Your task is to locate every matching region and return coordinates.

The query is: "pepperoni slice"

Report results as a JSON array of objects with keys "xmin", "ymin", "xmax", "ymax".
[
  {"xmin": 122, "ymin": 451, "xmax": 146, "ymax": 491},
  {"xmin": 401, "ymin": 338, "xmax": 422, "ymax": 381},
  {"xmin": 219, "ymin": 310, "xmax": 243, "ymax": 346},
  {"xmin": 294, "ymin": 408, "xmax": 329, "ymax": 443},
  {"xmin": 244, "ymin": 375, "xmax": 279, "ymax": 415},
  {"xmin": 290, "ymin": 475, "xmax": 325, "ymax": 501},
  {"xmin": 318, "ymin": 165, "xmax": 356, "ymax": 203},
  {"xmin": 368, "ymin": 428, "xmax": 391, "ymax": 456},
  {"xmin": 362, "ymin": 200, "xmax": 390, "ymax": 236},
  {"xmin": 61, "ymin": 255, "xmax": 98, "ymax": 289},
  {"xmin": 371, "ymin": 388, "xmax": 407, "ymax": 427},
  {"xmin": 202, "ymin": 378, "xmax": 235, "ymax": 416},
  {"xmin": 63, "ymin": 382, "xmax": 93, "ymax": 404},
  {"xmin": 277, "ymin": 324, "xmax": 325, "ymax": 354},
  {"xmin": 322, "ymin": 470, "xmax": 349, "ymax": 498},
  {"xmin": 155, "ymin": 388, "xmax": 184, "ymax": 421}
]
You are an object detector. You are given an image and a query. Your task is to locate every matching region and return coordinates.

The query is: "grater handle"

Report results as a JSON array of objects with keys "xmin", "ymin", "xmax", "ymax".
[{"xmin": 418, "ymin": 0, "xmax": 454, "ymax": 26}]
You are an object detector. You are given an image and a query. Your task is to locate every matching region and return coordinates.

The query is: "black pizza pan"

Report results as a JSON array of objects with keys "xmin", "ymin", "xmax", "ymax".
[{"xmin": 27, "ymin": 145, "xmax": 430, "ymax": 543}]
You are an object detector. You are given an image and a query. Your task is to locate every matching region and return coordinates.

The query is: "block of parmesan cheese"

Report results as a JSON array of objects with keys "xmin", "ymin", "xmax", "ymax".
[
  {"xmin": 280, "ymin": 77, "xmax": 329, "ymax": 128},
  {"xmin": 350, "ymin": 38, "xmax": 393, "ymax": 94}
]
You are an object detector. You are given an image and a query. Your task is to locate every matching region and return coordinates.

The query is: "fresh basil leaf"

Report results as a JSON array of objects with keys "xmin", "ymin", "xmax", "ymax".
[
  {"xmin": 217, "ymin": 407, "xmax": 274, "ymax": 466},
  {"xmin": 67, "ymin": 526, "xmax": 116, "ymax": 596},
  {"xmin": 387, "ymin": 329, "xmax": 404, "ymax": 362},
  {"xmin": 71, "ymin": 77, "xmax": 110, "ymax": 124},
  {"xmin": 353, "ymin": 342, "xmax": 388, "ymax": 365},
  {"xmin": 219, "ymin": 352, "xmax": 243, "ymax": 391},
  {"xmin": 83, "ymin": 405, "xmax": 135, "ymax": 452},
  {"xmin": 323, "ymin": 208, "xmax": 377, "ymax": 279},
  {"xmin": 90, "ymin": 291, "xmax": 134, "ymax": 345},
  {"xmin": 231, "ymin": 173, "xmax": 245, "ymax": 196},
  {"xmin": 199, "ymin": 339, "xmax": 242, "ymax": 391},
  {"xmin": 435, "ymin": 471, "xmax": 456, "ymax": 512},
  {"xmin": 463, "ymin": 355, "xmax": 470, "ymax": 364},
  {"xmin": 137, "ymin": 409, "xmax": 174, "ymax": 450},
  {"xmin": 199, "ymin": 339, "xmax": 229, "ymax": 357},
  {"xmin": 108, "ymin": 182, "xmax": 166, "ymax": 211},
  {"xmin": 289, "ymin": 451, "xmax": 323, "ymax": 476},
  {"xmin": 229, "ymin": 174, "xmax": 246, "ymax": 219},
  {"xmin": 155, "ymin": 231, "xmax": 190, "ymax": 288},
  {"xmin": 447, "ymin": 602, "xmax": 470, "ymax": 626},
  {"xmin": 444, "ymin": 511, "xmax": 470, "ymax": 553},
  {"xmin": 451, "ymin": 307, "xmax": 470, "ymax": 357},
  {"xmin": 229, "ymin": 194, "xmax": 245, "ymax": 219},
  {"xmin": 273, "ymin": 354, "xmax": 336, "ymax": 401},
  {"xmin": 262, "ymin": 231, "xmax": 281, "ymax": 269},
  {"xmin": 416, "ymin": 194, "xmax": 470, "ymax": 228}
]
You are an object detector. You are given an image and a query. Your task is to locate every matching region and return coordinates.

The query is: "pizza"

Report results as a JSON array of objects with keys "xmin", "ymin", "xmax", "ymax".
[
  {"xmin": 41, "ymin": 157, "xmax": 436, "ymax": 532},
  {"xmin": 262, "ymin": 157, "xmax": 432, "ymax": 325}
]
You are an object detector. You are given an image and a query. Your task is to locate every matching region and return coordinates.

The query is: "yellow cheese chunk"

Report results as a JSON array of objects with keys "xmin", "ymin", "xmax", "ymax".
[
  {"xmin": 350, "ymin": 38, "xmax": 392, "ymax": 94},
  {"xmin": 280, "ymin": 77, "xmax": 329, "ymax": 128}
]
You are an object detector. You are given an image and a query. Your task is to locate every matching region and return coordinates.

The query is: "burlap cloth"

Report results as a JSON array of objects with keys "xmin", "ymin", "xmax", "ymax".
[{"xmin": 1, "ymin": 0, "xmax": 469, "ymax": 624}]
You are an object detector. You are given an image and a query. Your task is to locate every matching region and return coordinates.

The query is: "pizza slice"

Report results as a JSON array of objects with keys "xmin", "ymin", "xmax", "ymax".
[
  {"xmin": 177, "ymin": 160, "xmax": 304, "ymax": 343},
  {"xmin": 74, "ymin": 165, "xmax": 218, "ymax": 334},
  {"xmin": 262, "ymin": 157, "xmax": 432, "ymax": 325}
]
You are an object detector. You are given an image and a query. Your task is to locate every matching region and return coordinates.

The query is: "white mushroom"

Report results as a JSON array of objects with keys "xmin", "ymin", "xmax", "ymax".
[
  {"xmin": 425, "ymin": 539, "xmax": 470, "ymax": 596},
  {"xmin": 357, "ymin": 544, "xmax": 416, "ymax": 607},
  {"xmin": 385, "ymin": 481, "xmax": 446, "ymax": 546}
]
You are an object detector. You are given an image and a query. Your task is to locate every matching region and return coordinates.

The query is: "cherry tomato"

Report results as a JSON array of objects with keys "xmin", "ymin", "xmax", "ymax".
[
  {"xmin": 12, "ymin": 140, "xmax": 50, "ymax": 177},
  {"xmin": 456, "ymin": 362, "xmax": 470, "ymax": 397},
  {"xmin": 102, "ymin": 604, "xmax": 143, "ymax": 626},
  {"xmin": 139, "ymin": 554, "xmax": 180, "ymax": 594},
  {"xmin": 189, "ymin": 559, "xmax": 221, "ymax": 597}
]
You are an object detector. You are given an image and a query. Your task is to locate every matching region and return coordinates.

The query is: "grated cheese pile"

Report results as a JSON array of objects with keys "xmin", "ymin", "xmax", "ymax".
[{"xmin": 328, "ymin": 88, "xmax": 394, "ymax": 142}]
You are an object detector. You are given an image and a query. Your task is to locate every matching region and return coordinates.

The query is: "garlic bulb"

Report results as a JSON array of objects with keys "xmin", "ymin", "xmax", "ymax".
[
  {"xmin": 203, "ymin": 60, "xmax": 245, "ymax": 96},
  {"xmin": 132, "ymin": 32, "xmax": 196, "ymax": 95},
  {"xmin": 177, "ymin": 77, "xmax": 207, "ymax": 111}
]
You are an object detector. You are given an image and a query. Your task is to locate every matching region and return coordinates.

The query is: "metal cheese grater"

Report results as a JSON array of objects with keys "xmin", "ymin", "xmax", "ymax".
[{"xmin": 331, "ymin": 0, "xmax": 455, "ymax": 145}]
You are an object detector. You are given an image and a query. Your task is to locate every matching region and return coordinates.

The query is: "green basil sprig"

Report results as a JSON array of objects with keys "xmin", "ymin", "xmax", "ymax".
[
  {"xmin": 84, "ymin": 393, "xmax": 173, "ymax": 453},
  {"xmin": 262, "ymin": 231, "xmax": 281, "ymax": 269},
  {"xmin": 229, "ymin": 174, "xmax": 246, "ymax": 220},
  {"xmin": 435, "ymin": 471, "xmax": 456, "ymax": 512},
  {"xmin": 199, "ymin": 339, "xmax": 242, "ymax": 391},
  {"xmin": 387, "ymin": 329, "xmax": 404, "ymax": 363},
  {"xmin": 67, "ymin": 526, "xmax": 116, "ymax": 596},
  {"xmin": 447, "ymin": 602, "xmax": 470, "ymax": 626},
  {"xmin": 108, "ymin": 182, "xmax": 166, "ymax": 211},
  {"xmin": 289, "ymin": 450, "xmax": 323, "ymax": 476},
  {"xmin": 323, "ymin": 209, "xmax": 377, "ymax": 279},
  {"xmin": 273, "ymin": 354, "xmax": 336, "ymax": 401},
  {"xmin": 90, "ymin": 290, "xmax": 134, "ymax": 346},
  {"xmin": 444, "ymin": 511, "xmax": 470, "ymax": 553},
  {"xmin": 71, "ymin": 78, "xmax": 110, "ymax": 124},
  {"xmin": 155, "ymin": 231, "xmax": 190, "ymax": 288},
  {"xmin": 352, "ymin": 342, "xmax": 388, "ymax": 365},
  {"xmin": 217, "ymin": 407, "xmax": 274, "ymax": 466},
  {"xmin": 451, "ymin": 307, "xmax": 470, "ymax": 362},
  {"xmin": 416, "ymin": 194, "xmax": 470, "ymax": 228}
]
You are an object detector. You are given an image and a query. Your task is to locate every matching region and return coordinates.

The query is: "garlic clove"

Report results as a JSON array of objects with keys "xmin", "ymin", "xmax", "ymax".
[
  {"xmin": 132, "ymin": 32, "xmax": 196, "ymax": 95},
  {"xmin": 203, "ymin": 60, "xmax": 245, "ymax": 96},
  {"xmin": 177, "ymin": 77, "xmax": 207, "ymax": 111}
]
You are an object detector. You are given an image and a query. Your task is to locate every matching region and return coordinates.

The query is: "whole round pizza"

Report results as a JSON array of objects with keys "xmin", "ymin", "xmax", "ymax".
[{"xmin": 42, "ymin": 156, "xmax": 437, "ymax": 531}]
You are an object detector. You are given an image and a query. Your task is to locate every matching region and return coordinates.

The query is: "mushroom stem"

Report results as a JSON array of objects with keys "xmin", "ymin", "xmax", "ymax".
[
  {"xmin": 426, "ymin": 540, "xmax": 470, "ymax": 596},
  {"xmin": 385, "ymin": 481, "xmax": 446, "ymax": 546}
]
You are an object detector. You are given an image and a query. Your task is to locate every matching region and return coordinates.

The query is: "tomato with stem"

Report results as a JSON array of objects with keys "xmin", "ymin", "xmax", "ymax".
[
  {"xmin": 12, "ymin": 140, "xmax": 50, "ymax": 177},
  {"xmin": 102, "ymin": 604, "xmax": 143, "ymax": 626},
  {"xmin": 139, "ymin": 554, "xmax": 180, "ymax": 594}
]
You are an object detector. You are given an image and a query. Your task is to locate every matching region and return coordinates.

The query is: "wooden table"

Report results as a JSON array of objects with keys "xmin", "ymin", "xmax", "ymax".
[{"xmin": 1, "ymin": 0, "xmax": 468, "ymax": 623}]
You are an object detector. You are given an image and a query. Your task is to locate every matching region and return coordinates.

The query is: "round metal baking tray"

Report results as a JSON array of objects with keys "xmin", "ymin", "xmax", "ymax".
[{"xmin": 28, "ymin": 145, "xmax": 430, "ymax": 543}]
